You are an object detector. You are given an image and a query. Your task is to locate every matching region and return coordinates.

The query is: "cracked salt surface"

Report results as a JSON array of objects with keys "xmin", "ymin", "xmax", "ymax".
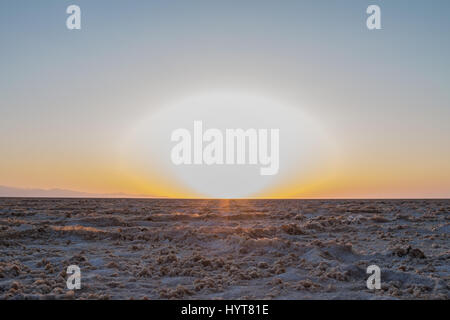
[{"xmin": 0, "ymin": 198, "xmax": 448, "ymax": 299}]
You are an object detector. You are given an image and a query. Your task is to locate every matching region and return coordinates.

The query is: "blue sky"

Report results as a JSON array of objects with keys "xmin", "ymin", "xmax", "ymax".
[{"xmin": 1, "ymin": 1, "xmax": 449, "ymax": 197}]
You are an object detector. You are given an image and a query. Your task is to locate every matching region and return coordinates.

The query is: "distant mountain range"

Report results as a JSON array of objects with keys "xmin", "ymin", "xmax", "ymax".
[{"xmin": 0, "ymin": 185, "xmax": 151, "ymax": 198}]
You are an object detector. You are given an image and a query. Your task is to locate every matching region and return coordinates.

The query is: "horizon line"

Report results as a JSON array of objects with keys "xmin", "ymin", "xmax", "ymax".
[{"xmin": 0, "ymin": 196, "xmax": 448, "ymax": 200}]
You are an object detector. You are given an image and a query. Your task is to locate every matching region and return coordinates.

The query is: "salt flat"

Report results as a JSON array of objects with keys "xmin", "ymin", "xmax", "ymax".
[{"xmin": 0, "ymin": 198, "xmax": 448, "ymax": 299}]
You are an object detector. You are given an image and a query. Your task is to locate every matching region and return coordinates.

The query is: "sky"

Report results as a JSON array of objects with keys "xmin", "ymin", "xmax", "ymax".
[{"xmin": 0, "ymin": 0, "xmax": 449, "ymax": 198}]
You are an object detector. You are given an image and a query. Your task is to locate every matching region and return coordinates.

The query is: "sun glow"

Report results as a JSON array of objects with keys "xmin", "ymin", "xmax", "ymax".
[{"xmin": 121, "ymin": 92, "xmax": 337, "ymax": 198}]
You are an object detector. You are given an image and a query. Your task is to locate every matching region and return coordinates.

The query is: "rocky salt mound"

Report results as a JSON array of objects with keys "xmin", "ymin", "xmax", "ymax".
[{"xmin": 0, "ymin": 198, "xmax": 448, "ymax": 299}]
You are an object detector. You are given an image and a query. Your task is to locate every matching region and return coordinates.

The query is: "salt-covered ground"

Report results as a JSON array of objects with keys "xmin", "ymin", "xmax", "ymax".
[{"xmin": 0, "ymin": 198, "xmax": 448, "ymax": 299}]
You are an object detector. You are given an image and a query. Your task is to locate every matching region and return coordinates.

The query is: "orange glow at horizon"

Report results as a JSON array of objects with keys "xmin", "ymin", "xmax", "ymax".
[
  {"xmin": 2, "ymin": 164, "xmax": 449, "ymax": 199},
  {"xmin": 2, "ymin": 136, "xmax": 449, "ymax": 199},
  {"xmin": 1, "ymin": 93, "xmax": 449, "ymax": 200}
]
